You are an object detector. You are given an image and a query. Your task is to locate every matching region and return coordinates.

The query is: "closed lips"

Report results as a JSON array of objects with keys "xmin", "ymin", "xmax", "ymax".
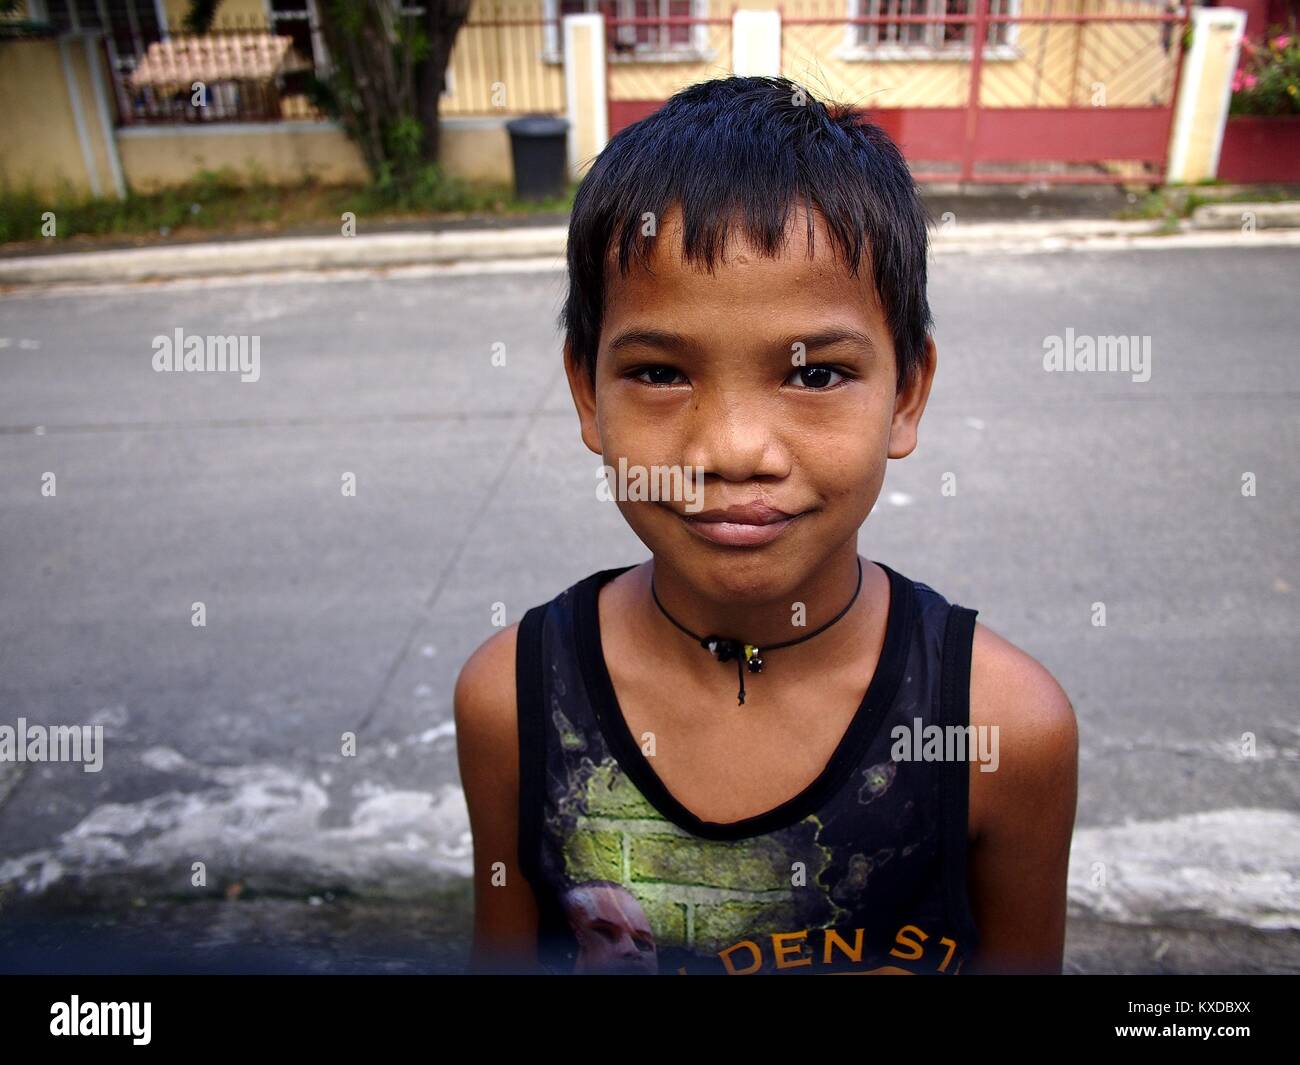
[
  {"xmin": 685, "ymin": 504, "xmax": 797, "ymax": 525},
  {"xmin": 674, "ymin": 503, "xmax": 805, "ymax": 547}
]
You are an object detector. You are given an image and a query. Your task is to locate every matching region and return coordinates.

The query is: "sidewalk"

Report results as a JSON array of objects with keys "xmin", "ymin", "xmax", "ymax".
[{"xmin": 3, "ymin": 187, "xmax": 1299, "ymax": 287}]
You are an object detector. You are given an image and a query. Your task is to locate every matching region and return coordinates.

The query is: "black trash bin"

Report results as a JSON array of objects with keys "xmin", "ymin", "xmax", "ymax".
[{"xmin": 505, "ymin": 114, "xmax": 570, "ymax": 201}]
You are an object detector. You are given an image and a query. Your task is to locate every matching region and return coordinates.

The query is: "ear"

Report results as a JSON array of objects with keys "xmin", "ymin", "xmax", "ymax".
[
  {"xmin": 563, "ymin": 341, "xmax": 605, "ymax": 456},
  {"xmin": 887, "ymin": 334, "xmax": 937, "ymax": 460}
]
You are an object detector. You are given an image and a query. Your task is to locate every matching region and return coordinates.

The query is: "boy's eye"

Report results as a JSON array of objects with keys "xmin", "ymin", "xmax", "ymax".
[
  {"xmin": 633, "ymin": 365, "xmax": 687, "ymax": 386},
  {"xmin": 786, "ymin": 365, "xmax": 846, "ymax": 389}
]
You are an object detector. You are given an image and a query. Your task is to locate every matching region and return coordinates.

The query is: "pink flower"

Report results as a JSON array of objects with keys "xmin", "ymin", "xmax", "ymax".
[
  {"xmin": 1272, "ymin": 34, "xmax": 1292, "ymax": 50},
  {"xmin": 1233, "ymin": 69, "xmax": 1245, "ymax": 91},
  {"xmin": 1244, "ymin": 73, "xmax": 1259, "ymax": 89}
]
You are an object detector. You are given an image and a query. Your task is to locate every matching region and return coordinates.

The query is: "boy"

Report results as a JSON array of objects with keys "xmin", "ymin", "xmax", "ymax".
[{"xmin": 455, "ymin": 75, "xmax": 1077, "ymax": 975}]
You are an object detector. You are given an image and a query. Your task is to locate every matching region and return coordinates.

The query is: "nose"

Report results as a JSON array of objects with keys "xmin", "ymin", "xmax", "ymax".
[{"xmin": 680, "ymin": 387, "xmax": 789, "ymax": 483}]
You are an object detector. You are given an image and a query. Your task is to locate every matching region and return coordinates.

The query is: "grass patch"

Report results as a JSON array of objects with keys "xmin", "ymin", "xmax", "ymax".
[
  {"xmin": 1116, "ymin": 182, "xmax": 1300, "ymax": 224},
  {"xmin": 0, "ymin": 165, "xmax": 577, "ymax": 249}
]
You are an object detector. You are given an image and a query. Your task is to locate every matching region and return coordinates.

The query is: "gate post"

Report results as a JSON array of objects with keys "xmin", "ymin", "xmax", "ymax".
[
  {"xmin": 732, "ymin": 9, "xmax": 782, "ymax": 77},
  {"xmin": 1166, "ymin": 6, "xmax": 1247, "ymax": 184},
  {"xmin": 961, "ymin": 0, "xmax": 990, "ymax": 183},
  {"xmin": 562, "ymin": 13, "xmax": 608, "ymax": 180}
]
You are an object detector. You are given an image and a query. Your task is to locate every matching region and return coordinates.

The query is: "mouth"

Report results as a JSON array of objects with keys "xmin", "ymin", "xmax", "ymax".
[{"xmin": 674, "ymin": 502, "xmax": 805, "ymax": 548}]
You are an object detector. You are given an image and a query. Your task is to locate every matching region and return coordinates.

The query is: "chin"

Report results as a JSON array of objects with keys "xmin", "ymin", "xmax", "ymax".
[
  {"xmin": 701, "ymin": 561, "xmax": 813, "ymax": 606},
  {"xmin": 660, "ymin": 529, "xmax": 820, "ymax": 604}
]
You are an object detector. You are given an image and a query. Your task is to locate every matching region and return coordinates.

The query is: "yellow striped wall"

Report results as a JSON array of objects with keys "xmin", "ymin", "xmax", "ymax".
[
  {"xmin": 0, "ymin": 37, "xmax": 121, "ymax": 198},
  {"xmin": 429, "ymin": 0, "xmax": 1184, "ymax": 112}
]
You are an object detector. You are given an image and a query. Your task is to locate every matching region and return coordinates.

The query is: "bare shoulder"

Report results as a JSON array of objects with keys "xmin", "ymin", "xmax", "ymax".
[
  {"xmin": 968, "ymin": 621, "xmax": 1077, "ymax": 742},
  {"xmin": 966, "ymin": 621, "xmax": 1079, "ymax": 842},
  {"xmin": 453, "ymin": 622, "xmax": 522, "ymax": 841},
  {"xmin": 963, "ymin": 621, "xmax": 1078, "ymax": 973},
  {"xmin": 453, "ymin": 622, "xmax": 520, "ymax": 745}
]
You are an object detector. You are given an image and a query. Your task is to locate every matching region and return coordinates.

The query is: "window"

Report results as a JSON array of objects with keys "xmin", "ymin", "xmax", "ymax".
[
  {"xmin": 267, "ymin": 1, "xmax": 316, "ymax": 62},
  {"xmin": 545, "ymin": 0, "xmax": 709, "ymax": 60},
  {"xmin": 850, "ymin": 0, "xmax": 1018, "ymax": 54},
  {"xmin": 612, "ymin": 0, "xmax": 694, "ymax": 52},
  {"xmin": 46, "ymin": 0, "xmax": 165, "ymax": 79}
]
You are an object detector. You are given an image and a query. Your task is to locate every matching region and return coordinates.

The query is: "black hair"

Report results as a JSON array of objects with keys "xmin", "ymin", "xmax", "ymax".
[{"xmin": 559, "ymin": 74, "xmax": 934, "ymax": 393}]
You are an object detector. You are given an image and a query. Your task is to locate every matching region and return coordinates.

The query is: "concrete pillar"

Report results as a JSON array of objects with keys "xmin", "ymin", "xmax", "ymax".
[
  {"xmin": 563, "ymin": 13, "xmax": 608, "ymax": 180},
  {"xmin": 1166, "ymin": 7, "xmax": 1248, "ymax": 184},
  {"xmin": 732, "ymin": 9, "xmax": 781, "ymax": 77}
]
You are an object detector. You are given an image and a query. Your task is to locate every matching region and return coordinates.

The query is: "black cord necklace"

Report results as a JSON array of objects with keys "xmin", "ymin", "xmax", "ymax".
[{"xmin": 650, "ymin": 557, "xmax": 864, "ymax": 706}]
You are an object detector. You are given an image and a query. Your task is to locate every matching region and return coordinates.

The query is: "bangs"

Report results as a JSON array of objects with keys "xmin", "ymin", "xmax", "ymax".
[{"xmin": 561, "ymin": 75, "xmax": 933, "ymax": 392}]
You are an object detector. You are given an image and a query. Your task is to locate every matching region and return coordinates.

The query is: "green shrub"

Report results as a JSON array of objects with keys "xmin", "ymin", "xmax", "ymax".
[{"xmin": 1231, "ymin": 27, "xmax": 1300, "ymax": 116}]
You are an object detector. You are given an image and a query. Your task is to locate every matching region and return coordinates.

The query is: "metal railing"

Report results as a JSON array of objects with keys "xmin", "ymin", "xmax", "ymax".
[
  {"xmin": 439, "ymin": 2, "xmax": 567, "ymax": 116},
  {"xmin": 109, "ymin": 14, "xmax": 324, "ymax": 125},
  {"xmin": 780, "ymin": 0, "xmax": 1191, "ymax": 182}
]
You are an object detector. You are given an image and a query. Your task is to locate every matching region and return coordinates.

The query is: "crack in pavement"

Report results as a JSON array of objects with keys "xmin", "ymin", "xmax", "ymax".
[{"xmin": 353, "ymin": 359, "xmax": 571, "ymax": 736}]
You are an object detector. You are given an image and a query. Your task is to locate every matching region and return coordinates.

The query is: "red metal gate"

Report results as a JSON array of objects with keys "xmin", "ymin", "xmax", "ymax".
[{"xmin": 606, "ymin": 0, "xmax": 1193, "ymax": 185}]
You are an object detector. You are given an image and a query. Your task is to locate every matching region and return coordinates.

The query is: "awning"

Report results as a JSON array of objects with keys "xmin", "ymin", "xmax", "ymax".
[{"xmin": 127, "ymin": 34, "xmax": 311, "ymax": 89}]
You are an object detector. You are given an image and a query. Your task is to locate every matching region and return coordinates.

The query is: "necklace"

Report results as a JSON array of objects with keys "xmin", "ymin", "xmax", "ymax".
[{"xmin": 650, "ymin": 557, "xmax": 864, "ymax": 706}]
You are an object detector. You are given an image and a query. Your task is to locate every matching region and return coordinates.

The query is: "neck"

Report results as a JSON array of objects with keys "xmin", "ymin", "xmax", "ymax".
[{"xmin": 642, "ymin": 541, "xmax": 869, "ymax": 657}]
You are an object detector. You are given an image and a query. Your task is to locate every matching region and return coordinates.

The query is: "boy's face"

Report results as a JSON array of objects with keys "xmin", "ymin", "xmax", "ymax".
[{"xmin": 566, "ymin": 202, "xmax": 936, "ymax": 600}]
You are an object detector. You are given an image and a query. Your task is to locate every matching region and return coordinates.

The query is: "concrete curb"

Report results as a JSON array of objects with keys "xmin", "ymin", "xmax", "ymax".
[
  {"xmin": 1, "ymin": 211, "xmax": 1298, "ymax": 284},
  {"xmin": 1189, "ymin": 201, "xmax": 1300, "ymax": 230},
  {"xmin": 931, "ymin": 218, "xmax": 1164, "ymax": 244},
  {"xmin": 0, "ymin": 228, "xmax": 570, "ymax": 285}
]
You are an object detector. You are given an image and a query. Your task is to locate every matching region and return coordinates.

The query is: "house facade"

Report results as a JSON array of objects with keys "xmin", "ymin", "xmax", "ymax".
[{"xmin": 0, "ymin": 0, "xmax": 1266, "ymax": 196}]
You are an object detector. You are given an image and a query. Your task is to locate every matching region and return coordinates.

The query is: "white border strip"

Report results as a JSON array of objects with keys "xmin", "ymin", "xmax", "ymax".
[
  {"xmin": 83, "ymin": 36, "xmax": 127, "ymax": 199},
  {"xmin": 58, "ymin": 35, "xmax": 102, "ymax": 198},
  {"xmin": 116, "ymin": 119, "xmax": 348, "ymax": 138}
]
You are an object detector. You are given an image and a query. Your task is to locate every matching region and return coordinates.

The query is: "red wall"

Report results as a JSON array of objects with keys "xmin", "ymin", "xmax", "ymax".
[{"xmin": 1218, "ymin": 115, "xmax": 1300, "ymax": 182}]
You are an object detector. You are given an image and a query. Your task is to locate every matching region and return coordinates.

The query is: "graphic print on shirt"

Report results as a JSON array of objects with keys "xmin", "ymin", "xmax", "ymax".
[{"xmin": 539, "ymin": 728, "xmax": 962, "ymax": 976}]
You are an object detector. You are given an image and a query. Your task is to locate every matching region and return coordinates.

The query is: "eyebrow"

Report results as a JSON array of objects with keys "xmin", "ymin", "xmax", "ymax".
[
  {"xmin": 606, "ymin": 326, "xmax": 879, "ymax": 358},
  {"xmin": 589, "ymin": 917, "xmax": 653, "ymax": 936}
]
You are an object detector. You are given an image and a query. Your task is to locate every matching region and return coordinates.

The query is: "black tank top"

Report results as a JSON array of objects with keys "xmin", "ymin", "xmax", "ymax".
[{"xmin": 513, "ymin": 559, "xmax": 980, "ymax": 976}]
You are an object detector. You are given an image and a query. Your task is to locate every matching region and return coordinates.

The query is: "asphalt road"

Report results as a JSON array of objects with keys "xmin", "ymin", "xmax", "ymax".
[{"xmin": 0, "ymin": 241, "xmax": 1296, "ymax": 973}]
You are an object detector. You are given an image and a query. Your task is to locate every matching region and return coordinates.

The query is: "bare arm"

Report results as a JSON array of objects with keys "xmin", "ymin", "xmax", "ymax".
[
  {"xmin": 964, "ymin": 621, "xmax": 1079, "ymax": 975},
  {"xmin": 453, "ymin": 622, "xmax": 543, "ymax": 973}
]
